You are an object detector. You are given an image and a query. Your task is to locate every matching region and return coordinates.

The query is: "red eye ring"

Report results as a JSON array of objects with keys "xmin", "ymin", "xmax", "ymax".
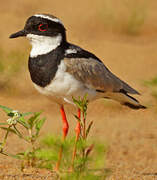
[{"xmin": 38, "ymin": 24, "xmax": 48, "ymax": 32}]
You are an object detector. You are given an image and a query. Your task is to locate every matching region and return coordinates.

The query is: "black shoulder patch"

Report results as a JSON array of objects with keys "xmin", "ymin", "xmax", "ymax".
[
  {"xmin": 64, "ymin": 43, "xmax": 103, "ymax": 63},
  {"xmin": 28, "ymin": 45, "xmax": 64, "ymax": 87}
]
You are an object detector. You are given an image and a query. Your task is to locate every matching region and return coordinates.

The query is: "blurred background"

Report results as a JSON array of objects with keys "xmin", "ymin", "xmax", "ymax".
[{"xmin": 1, "ymin": 0, "xmax": 157, "ymax": 178}]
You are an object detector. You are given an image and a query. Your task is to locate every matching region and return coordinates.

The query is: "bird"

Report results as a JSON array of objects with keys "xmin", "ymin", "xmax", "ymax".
[{"xmin": 9, "ymin": 13, "xmax": 146, "ymax": 170}]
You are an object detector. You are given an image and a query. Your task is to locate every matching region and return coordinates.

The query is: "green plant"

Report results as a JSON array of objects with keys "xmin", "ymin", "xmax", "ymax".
[
  {"xmin": 0, "ymin": 49, "xmax": 26, "ymax": 90},
  {"xmin": 72, "ymin": 95, "xmax": 94, "ymax": 169},
  {"xmin": 35, "ymin": 135, "xmax": 110, "ymax": 179},
  {"xmin": 144, "ymin": 77, "xmax": 157, "ymax": 100},
  {"xmin": 0, "ymin": 105, "xmax": 45, "ymax": 168}
]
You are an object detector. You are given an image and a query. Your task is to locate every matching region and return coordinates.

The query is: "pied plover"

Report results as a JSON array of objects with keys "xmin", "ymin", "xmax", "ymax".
[{"xmin": 9, "ymin": 13, "xmax": 146, "ymax": 170}]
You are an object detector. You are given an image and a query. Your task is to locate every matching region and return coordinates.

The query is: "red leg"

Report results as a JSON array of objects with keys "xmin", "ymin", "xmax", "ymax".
[
  {"xmin": 60, "ymin": 105, "xmax": 69, "ymax": 139},
  {"xmin": 71, "ymin": 109, "xmax": 81, "ymax": 170},
  {"xmin": 54, "ymin": 105, "xmax": 69, "ymax": 171}
]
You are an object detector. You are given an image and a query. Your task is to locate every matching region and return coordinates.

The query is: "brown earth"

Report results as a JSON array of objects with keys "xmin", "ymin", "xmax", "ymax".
[{"xmin": 0, "ymin": 0, "xmax": 157, "ymax": 179}]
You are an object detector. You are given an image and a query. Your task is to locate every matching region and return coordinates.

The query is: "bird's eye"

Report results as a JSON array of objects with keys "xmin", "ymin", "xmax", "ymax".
[{"xmin": 38, "ymin": 24, "xmax": 48, "ymax": 32}]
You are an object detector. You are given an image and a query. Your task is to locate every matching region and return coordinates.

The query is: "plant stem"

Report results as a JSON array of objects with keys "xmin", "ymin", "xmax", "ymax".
[
  {"xmin": 83, "ymin": 112, "xmax": 86, "ymax": 140},
  {"xmin": 28, "ymin": 129, "xmax": 36, "ymax": 150},
  {"xmin": 71, "ymin": 109, "xmax": 81, "ymax": 170},
  {"xmin": 0, "ymin": 151, "xmax": 9, "ymax": 156},
  {"xmin": 13, "ymin": 125, "xmax": 24, "ymax": 139},
  {"xmin": 28, "ymin": 128, "xmax": 36, "ymax": 166},
  {"xmin": 0, "ymin": 125, "xmax": 11, "ymax": 152}
]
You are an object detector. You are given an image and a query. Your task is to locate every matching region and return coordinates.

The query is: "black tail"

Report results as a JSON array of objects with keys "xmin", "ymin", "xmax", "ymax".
[
  {"xmin": 121, "ymin": 93, "xmax": 146, "ymax": 110},
  {"xmin": 123, "ymin": 102, "xmax": 146, "ymax": 110},
  {"xmin": 104, "ymin": 91, "xmax": 147, "ymax": 110}
]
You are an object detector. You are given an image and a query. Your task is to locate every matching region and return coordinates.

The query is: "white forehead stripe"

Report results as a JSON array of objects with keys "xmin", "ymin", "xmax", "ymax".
[{"xmin": 34, "ymin": 14, "xmax": 63, "ymax": 25}]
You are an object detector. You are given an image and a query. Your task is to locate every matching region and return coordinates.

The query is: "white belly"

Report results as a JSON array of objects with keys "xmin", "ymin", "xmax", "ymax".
[{"xmin": 33, "ymin": 61, "xmax": 100, "ymax": 105}]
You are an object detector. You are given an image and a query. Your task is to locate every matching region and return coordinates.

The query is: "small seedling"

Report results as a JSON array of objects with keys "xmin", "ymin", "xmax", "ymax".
[
  {"xmin": 71, "ymin": 95, "xmax": 94, "ymax": 169},
  {"xmin": 0, "ymin": 105, "xmax": 45, "ymax": 168}
]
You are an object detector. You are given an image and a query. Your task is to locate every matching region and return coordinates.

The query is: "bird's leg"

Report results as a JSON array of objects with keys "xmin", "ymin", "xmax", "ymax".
[
  {"xmin": 54, "ymin": 105, "xmax": 69, "ymax": 171},
  {"xmin": 60, "ymin": 105, "xmax": 69, "ymax": 140},
  {"xmin": 71, "ymin": 108, "xmax": 81, "ymax": 170}
]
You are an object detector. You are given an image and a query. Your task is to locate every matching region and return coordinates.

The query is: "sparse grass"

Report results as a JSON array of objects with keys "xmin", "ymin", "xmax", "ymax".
[
  {"xmin": 144, "ymin": 76, "xmax": 157, "ymax": 100},
  {"xmin": 145, "ymin": 77, "xmax": 157, "ymax": 86},
  {"xmin": 100, "ymin": 0, "xmax": 148, "ymax": 35},
  {"xmin": 0, "ymin": 48, "xmax": 26, "ymax": 91},
  {"xmin": 36, "ymin": 135, "xmax": 110, "ymax": 179}
]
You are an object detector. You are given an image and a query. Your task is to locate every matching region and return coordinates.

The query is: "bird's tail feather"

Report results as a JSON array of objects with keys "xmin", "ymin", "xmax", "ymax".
[
  {"xmin": 122, "ymin": 93, "xmax": 146, "ymax": 109},
  {"xmin": 104, "ymin": 92, "xmax": 146, "ymax": 110}
]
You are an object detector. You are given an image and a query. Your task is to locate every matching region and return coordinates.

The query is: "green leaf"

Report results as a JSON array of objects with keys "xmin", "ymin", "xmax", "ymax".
[
  {"xmin": 0, "ymin": 152, "xmax": 21, "ymax": 159},
  {"xmin": 23, "ymin": 149, "xmax": 33, "ymax": 158},
  {"xmin": 18, "ymin": 116, "xmax": 26, "ymax": 122},
  {"xmin": 27, "ymin": 112, "xmax": 42, "ymax": 129},
  {"xmin": 72, "ymin": 95, "xmax": 89, "ymax": 114},
  {"xmin": 83, "ymin": 93, "xmax": 88, "ymax": 102},
  {"xmin": 17, "ymin": 119, "xmax": 29, "ymax": 129},
  {"xmin": 7, "ymin": 153, "xmax": 22, "ymax": 159},
  {"xmin": 35, "ymin": 117, "xmax": 46, "ymax": 135},
  {"xmin": 86, "ymin": 121, "xmax": 93, "ymax": 138},
  {"xmin": 73, "ymin": 114, "xmax": 81, "ymax": 122},
  {"xmin": 73, "ymin": 114, "xmax": 83, "ymax": 129},
  {"xmin": 21, "ymin": 112, "xmax": 33, "ymax": 116},
  {"xmin": 72, "ymin": 97, "xmax": 82, "ymax": 110},
  {"xmin": 0, "ymin": 105, "xmax": 13, "ymax": 114},
  {"xmin": 0, "ymin": 123, "xmax": 8, "ymax": 125},
  {"xmin": 0, "ymin": 127, "xmax": 17, "ymax": 134},
  {"xmin": 13, "ymin": 125, "xmax": 25, "ymax": 139}
]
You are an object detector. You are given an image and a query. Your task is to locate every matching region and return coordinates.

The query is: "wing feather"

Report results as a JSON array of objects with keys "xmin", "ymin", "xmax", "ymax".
[{"xmin": 64, "ymin": 57, "xmax": 139, "ymax": 94}]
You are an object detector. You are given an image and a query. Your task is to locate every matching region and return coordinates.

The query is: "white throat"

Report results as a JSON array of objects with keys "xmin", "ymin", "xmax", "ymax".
[{"xmin": 27, "ymin": 34, "xmax": 62, "ymax": 58}]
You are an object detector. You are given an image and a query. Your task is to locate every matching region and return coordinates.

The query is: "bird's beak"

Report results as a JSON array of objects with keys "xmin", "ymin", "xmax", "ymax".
[{"xmin": 9, "ymin": 29, "xmax": 26, "ymax": 39}]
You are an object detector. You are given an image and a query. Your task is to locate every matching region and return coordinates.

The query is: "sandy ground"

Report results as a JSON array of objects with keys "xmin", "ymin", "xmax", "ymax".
[{"xmin": 1, "ymin": 0, "xmax": 157, "ymax": 179}]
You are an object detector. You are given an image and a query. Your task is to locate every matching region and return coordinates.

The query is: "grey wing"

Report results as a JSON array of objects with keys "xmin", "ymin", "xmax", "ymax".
[{"xmin": 64, "ymin": 57, "xmax": 140, "ymax": 95}]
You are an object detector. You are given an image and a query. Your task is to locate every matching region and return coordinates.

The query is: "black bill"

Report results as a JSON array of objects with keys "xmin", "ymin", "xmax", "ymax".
[{"xmin": 9, "ymin": 30, "xmax": 26, "ymax": 38}]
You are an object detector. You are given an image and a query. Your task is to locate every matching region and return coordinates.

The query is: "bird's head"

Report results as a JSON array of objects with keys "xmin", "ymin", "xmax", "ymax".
[
  {"xmin": 10, "ymin": 14, "xmax": 66, "ymax": 39},
  {"xmin": 10, "ymin": 14, "xmax": 67, "ymax": 57}
]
